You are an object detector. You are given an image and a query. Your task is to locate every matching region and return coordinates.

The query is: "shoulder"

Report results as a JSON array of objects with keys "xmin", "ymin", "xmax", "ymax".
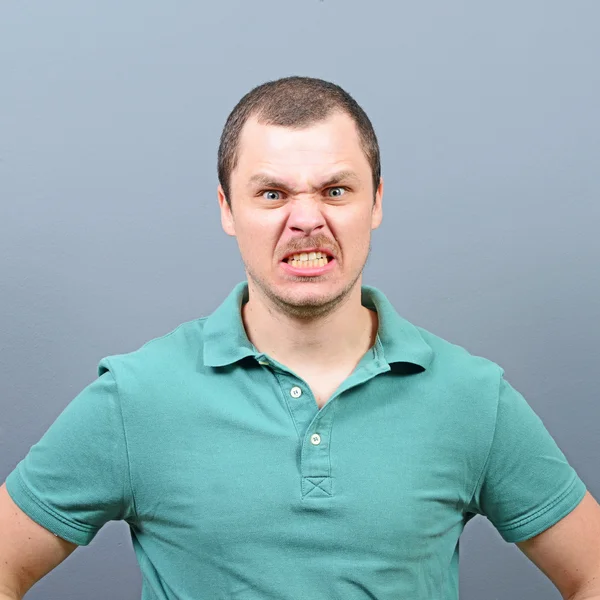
[
  {"xmin": 405, "ymin": 323, "xmax": 506, "ymax": 434},
  {"xmin": 97, "ymin": 316, "xmax": 209, "ymax": 393},
  {"xmin": 416, "ymin": 323, "xmax": 505, "ymax": 388}
]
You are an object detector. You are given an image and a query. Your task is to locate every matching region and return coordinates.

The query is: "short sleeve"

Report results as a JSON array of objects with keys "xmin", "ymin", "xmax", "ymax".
[
  {"xmin": 468, "ymin": 376, "xmax": 587, "ymax": 543},
  {"xmin": 4, "ymin": 368, "xmax": 136, "ymax": 545}
]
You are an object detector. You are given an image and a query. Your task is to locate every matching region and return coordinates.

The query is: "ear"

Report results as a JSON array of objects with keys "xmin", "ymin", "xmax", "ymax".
[
  {"xmin": 218, "ymin": 185, "xmax": 236, "ymax": 237},
  {"xmin": 371, "ymin": 177, "xmax": 383, "ymax": 230}
]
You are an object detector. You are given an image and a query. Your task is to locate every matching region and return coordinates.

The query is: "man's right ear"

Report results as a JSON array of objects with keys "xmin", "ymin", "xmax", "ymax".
[{"xmin": 217, "ymin": 185, "xmax": 235, "ymax": 237}]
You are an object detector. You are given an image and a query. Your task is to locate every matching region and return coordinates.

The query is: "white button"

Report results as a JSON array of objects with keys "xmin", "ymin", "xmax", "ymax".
[
  {"xmin": 290, "ymin": 386, "xmax": 302, "ymax": 398},
  {"xmin": 310, "ymin": 433, "xmax": 321, "ymax": 445}
]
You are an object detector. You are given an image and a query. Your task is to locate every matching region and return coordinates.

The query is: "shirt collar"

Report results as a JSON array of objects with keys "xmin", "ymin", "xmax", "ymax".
[
  {"xmin": 203, "ymin": 281, "xmax": 433, "ymax": 370},
  {"xmin": 360, "ymin": 285, "xmax": 433, "ymax": 369}
]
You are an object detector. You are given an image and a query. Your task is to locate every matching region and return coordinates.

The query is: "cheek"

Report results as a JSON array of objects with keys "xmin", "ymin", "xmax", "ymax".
[
  {"xmin": 332, "ymin": 209, "xmax": 374, "ymax": 253},
  {"xmin": 236, "ymin": 216, "xmax": 278, "ymax": 257}
]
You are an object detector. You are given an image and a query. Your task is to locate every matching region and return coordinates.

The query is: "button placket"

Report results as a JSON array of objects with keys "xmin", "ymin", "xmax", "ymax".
[
  {"xmin": 300, "ymin": 403, "xmax": 337, "ymax": 498},
  {"xmin": 269, "ymin": 372, "xmax": 318, "ymax": 438}
]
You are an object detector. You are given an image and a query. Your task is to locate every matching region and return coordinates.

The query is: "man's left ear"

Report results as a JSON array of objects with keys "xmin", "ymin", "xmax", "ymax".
[
  {"xmin": 371, "ymin": 177, "xmax": 383, "ymax": 230},
  {"xmin": 217, "ymin": 185, "xmax": 236, "ymax": 237}
]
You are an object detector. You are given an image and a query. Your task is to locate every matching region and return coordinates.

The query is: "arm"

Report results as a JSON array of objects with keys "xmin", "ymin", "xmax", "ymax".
[
  {"xmin": 517, "ymin": 491, "xmax": 600, "ymax": 600},
  {"xmin": 0, "ymin": 483, "xmax": 77, "ymax": 600}
]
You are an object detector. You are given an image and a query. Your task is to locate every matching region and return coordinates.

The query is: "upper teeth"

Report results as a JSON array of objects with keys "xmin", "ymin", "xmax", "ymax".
[{"xmin": 288, "ymin": 251, "xmax": 327, "ymax": 262}]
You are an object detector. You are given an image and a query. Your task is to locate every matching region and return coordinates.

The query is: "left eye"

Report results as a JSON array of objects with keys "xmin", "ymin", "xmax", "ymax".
[
  {"xmin": 327, "ymin": 187, "xmax": 346, "ymax": 198},
  {"xmin": 262, "ymin": 190, "xmax": 281, "ymax": 200},
  {"xmin": 263, "ymin": 190, "xmax": 281, "ymax": 200}
]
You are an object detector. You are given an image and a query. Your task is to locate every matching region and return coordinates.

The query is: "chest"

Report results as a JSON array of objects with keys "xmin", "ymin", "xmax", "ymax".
[{"xmin": 132, "ymin": 374, "xmax": 478, "ymax": 553}]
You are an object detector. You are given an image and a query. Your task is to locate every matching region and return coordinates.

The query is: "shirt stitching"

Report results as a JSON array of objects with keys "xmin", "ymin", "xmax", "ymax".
[
  {"xmin": 498, "ymin": 475, "xmax": 579, "ymax": 532},
  {"xmin": 464, "ymin": 366, "xmax": 503, "ymax": 514},
  {"xmin": 303, "ymin": 476, "xmax": 332, "ymax": 497},
  {"xmin": 103, "ymin": 359, "xmax": 140, "ymax": 523}
]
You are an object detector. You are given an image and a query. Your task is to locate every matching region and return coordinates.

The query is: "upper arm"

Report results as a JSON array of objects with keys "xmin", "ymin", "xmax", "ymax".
[
  {"xmin": 0, "ymin": 483, "xmax": 77, "ymax": 599},
  {"xmin": 517, "ymin": 491, "xmax": 600, "ymax": 600},
  {"xmin": 3, "ymin": 369, "xmax": 136, "ymax": 548},
  {"xmin": 468, "ymin": 375, "xmax": 588, "ymax": 542}
]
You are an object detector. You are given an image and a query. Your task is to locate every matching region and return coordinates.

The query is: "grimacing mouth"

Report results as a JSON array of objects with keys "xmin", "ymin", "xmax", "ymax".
[{"xmin": 282, "ymin": 250, "xmax": 335, "ymax": 267}]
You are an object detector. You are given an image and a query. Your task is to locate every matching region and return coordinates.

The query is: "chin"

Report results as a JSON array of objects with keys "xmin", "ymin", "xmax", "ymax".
[
  {"xmin": 284, "ymin": 291, "xmax": 333, "ymax": 308},
  {"xmin": 247, "ymin": 267, "xmax": 358, "ymax": 315},
  {"xmin": 273, "ymin": 284, "xmax": 350, "ymax": 317}
]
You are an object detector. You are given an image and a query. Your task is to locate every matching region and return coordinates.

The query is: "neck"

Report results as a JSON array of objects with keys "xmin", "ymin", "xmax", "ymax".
[{"xmin": 242, "ymin": 281, "xmax": 378, "ymax": 371}]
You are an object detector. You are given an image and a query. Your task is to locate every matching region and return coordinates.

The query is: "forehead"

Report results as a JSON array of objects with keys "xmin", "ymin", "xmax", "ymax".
[{"xmin": 234, "ymin": 112, "xmax": 369, "ymax": 179}]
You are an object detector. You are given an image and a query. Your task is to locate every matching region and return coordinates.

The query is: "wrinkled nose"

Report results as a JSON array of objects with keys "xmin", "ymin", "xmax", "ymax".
[{"xmin": 286, "ymin": 196, "xmax": 326, "ymax": 236}]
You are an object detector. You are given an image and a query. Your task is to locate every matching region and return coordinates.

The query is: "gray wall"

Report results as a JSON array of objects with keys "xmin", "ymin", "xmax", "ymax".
[{"xmin": 1, "ymin": 1, "xmax": 598, "ymax": 598}]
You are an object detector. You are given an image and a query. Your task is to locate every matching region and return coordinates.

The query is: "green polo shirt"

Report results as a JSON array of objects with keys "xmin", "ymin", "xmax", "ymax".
[{"xmin": 6, "ymin": 282, "xmax": 586, "ymax": 599}]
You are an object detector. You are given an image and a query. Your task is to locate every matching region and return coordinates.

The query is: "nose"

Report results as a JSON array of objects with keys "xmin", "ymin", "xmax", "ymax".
[{"xmin": 286, "ymin": 196, "xmax": 326, "ymax": 236}]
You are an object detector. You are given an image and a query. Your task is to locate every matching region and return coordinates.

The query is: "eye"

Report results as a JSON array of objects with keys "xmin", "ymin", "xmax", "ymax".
[
  {"xmin": 262, "ymin": 190, "xmax": 281, "ymax": 201},
  {"xmin": 327, "ymin": 187, "xmax": 346, "ymax": 198}
]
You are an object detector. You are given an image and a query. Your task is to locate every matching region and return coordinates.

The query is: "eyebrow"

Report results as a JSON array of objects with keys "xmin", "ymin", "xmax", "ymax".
[{"xmin": 247, "ymin": 170, "xmax": 361, "ymax": 194}]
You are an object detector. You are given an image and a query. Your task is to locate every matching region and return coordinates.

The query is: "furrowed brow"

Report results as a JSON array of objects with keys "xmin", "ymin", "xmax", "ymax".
[
  {"xmin": 248, "ymin": 174, "xmax": 299, "ymax": 193},
  {"xmin": 318, "ymin": 170, "xmax": 361, "ymax": 189},
  {"xmin": 248, "ymin": 170, "xmax": 360, "ymax": 193}
]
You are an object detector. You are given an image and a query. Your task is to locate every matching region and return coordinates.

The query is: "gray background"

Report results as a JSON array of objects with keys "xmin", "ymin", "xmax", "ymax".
[{"xmin": 1, "ymin": 1, "xmax": 598, "ymax": 598}]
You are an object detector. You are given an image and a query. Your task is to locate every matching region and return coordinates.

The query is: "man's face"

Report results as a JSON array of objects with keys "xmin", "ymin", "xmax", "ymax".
[{"xmin": 218, "ymin": 111, "xmax": 383, "ymax": 317}]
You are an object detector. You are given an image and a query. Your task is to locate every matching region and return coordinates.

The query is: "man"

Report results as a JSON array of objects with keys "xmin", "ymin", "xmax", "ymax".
[{"xmin": 1, "ymin": 76, "xmax": 598, "ymax": 600}]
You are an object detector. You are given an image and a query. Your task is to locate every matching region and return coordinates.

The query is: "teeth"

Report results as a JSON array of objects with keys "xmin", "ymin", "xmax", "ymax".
[
  {"xmin": 287, "ymin": 251, "xmax": 328, "ymax": 262},
  {"xmin": 288, "ymin": 255, "xmax": 329, "ymax": 268}
]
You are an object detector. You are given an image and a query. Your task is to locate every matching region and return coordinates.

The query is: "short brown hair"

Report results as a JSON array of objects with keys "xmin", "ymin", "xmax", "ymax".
[{"xmin": 217, "ymin": 76, "xmax": 381, "ymax": 205}]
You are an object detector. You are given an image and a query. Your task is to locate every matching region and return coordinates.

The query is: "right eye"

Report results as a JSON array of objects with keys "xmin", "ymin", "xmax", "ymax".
[{"xmin": 262, "ymin": 190, "xmax": 281, "ymax": 201}]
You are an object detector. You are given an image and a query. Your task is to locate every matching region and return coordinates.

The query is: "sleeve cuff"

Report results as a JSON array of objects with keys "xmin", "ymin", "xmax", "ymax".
[
  {"xmin": 497, "ymin": 475, "xmax": 587, "ymax": 543},
  {"xmin": 5, "ymin": 467, "xmax": 99, "ymax": 546}
]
